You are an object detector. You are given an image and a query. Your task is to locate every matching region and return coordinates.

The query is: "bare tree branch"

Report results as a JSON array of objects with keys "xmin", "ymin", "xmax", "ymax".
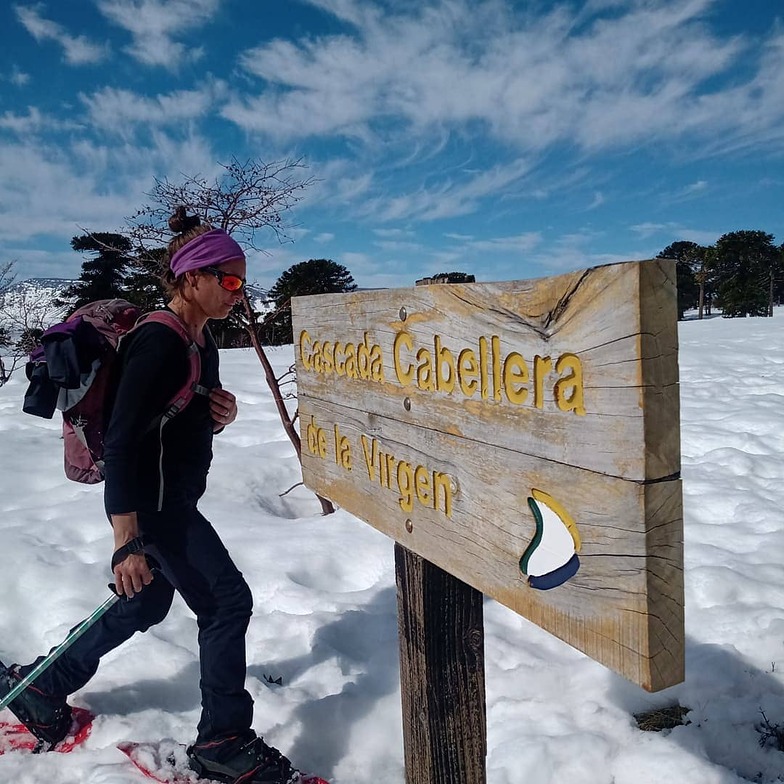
[{"xmin": 126, "ymin": 157, "xmax": 315, "ymax": 255}]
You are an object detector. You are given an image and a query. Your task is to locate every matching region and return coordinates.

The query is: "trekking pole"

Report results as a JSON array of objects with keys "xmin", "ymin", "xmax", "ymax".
[{"xmin": 0, "ymin": 592, "xmax": 120, "ymax": 711}]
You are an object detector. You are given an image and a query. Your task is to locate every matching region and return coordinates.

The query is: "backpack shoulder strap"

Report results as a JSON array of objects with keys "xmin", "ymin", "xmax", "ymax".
[{"xmin": 133, "ymin": 311, "xmax": 208, "ymax": 417}]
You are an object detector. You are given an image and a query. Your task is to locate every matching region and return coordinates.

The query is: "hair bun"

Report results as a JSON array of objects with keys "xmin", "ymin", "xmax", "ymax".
[{"xmin": 168, "ymin": 206, "xmax": 201, "ymax": 234}]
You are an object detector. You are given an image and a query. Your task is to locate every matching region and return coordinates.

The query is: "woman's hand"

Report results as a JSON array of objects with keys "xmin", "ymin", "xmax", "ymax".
[
  {"xmin": 111, "ymin": 513, "xmax": 154, "ymax": 598},
  {"xmin": 210, "ymin": 388, "xmax": 238, "ymax": 431},
  {"xmin": 114, "ymin": 553, "xmax": 154, "ymax": 598}
]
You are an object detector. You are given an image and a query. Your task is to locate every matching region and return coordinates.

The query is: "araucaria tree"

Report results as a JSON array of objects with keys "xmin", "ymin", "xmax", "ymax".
[
  {"xmin": 656, "ymin": 241, "xmax": 705, "ymax": 319},
  {"xmin": 711, "ymin": 230, "xmax": 780, "ymax": 318},
  {"xmin": 62, "ymin": 233, "xmax": 133, "ymax": 310},
  {"xmin": 267, "ymin": 259, "xmax": 357, "ymax": 344}
]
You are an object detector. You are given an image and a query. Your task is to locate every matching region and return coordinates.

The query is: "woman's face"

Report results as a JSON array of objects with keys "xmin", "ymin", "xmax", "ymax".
[{"xmin": 189, "ymin": 257, "xmax": 247, "ymax": 320}]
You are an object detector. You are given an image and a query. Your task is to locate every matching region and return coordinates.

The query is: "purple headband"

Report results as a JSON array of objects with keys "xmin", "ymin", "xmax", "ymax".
[{"xmin": 170, "ymin": 229, "xmax": 245, "ymax": 278}]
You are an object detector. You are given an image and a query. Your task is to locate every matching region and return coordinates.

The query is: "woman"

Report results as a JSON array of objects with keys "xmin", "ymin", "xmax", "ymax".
[{"xmin": 3, "ymin": 210, "xmax": 298, "ymax": 784}]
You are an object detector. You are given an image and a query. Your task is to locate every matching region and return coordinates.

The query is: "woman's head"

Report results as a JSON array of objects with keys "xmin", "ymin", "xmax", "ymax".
[{"xmin": 163, "ymin": 207, "xmax": 246, "ymax": 319}]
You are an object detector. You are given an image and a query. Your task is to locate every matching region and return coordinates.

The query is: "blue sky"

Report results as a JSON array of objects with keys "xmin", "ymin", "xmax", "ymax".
[{"xmin": 1, "ymin": 0, "xmax": 782, "ymax": 291}]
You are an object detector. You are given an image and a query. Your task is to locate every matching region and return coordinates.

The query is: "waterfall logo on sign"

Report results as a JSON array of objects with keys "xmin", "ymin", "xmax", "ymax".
[{"xmin": 520, "ymin": 489, "xmax": 581, "ymax": 590}]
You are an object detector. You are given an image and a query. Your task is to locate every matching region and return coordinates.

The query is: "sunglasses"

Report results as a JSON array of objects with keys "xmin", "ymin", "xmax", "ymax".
[{"xmin": 202, "ymin": 266, "xmax": 246, "ymax": 292}]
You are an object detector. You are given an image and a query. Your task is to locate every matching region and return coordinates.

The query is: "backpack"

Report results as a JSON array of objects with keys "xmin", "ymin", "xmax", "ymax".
[{"xmin": 23, "ymin": 299, "xmax": 202, "ymax": 484}]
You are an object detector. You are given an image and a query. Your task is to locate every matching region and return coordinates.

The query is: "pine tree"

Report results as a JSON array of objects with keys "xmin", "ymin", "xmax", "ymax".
[
  {"xmin": 656, "ymin": 242, "xmax": 704, "ymax": 319},
  {"xmin": 266, "ymin": 259, "xmax": 357, "ymax": 344},
  {"xmin": 62, "ymin": 233, "xmax": 133, "ymax": 311},
  {"xmin": 122, "ymin": 246, "xmax": 168, "ymax": 312},
  {"xmin": 711, "ymin": 231, "xmax": 777, "ymax": 318}
]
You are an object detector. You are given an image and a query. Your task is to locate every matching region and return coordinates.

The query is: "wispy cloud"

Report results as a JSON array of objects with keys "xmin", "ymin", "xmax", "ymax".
[
  {"xmin": 79, "ymin": 84, "xmax": 223, "ymax": 133},
  {"xmin": 630, "ymin": 221, "xmax": 718, "ymax": 245},
  {"xmin": 373, "ymin": 228, "xmax": 416, "ymax": 239},
  {"xmin": 15, "ymin": 4, "xmax": 108, "ymax": 65},
  {"xmin": 217, "ymin": 0, "xmax": 784, "ymax": 232},
  {"xmin": 0, "ymin": 107, "xmax": 80, "ymax": 135},
  {"xmin": 463, "ymin": 232, "xmax": 543, "ymax": 253},
  {"xmin": 0, "ymin": 132, "xmax": 219, "ymax": 246},
  {"xmin": 357, "ymin": 157, "xmax": 533, "ymax": 222},
  {"xmin": 587, "ymin": 191, "xmax": 605, "ymax": 210},
  {"xmin": 96, "ymin": 0, "xmax": 221, "ymax": 68},
  {"xmin": 683, "ymin": 180, "xmax": 708, "ymax": 195},
  {"xmin": 226, "ymin": 0, "xmax": 778, "ymax": 158},
  {"xmin": 0, "ymin": 107, "xmax": 45, "ymax": 134},
  {"xmin": 631, "ymin": 222, "xmax": 671, "ymax": 239},
  {"xmin": 8, "ymin": 66, "xmax": 31, "ymax": 87},
  {"xmin": 524, "ymin": 230, "xmax": 635, "ymax": 275}
]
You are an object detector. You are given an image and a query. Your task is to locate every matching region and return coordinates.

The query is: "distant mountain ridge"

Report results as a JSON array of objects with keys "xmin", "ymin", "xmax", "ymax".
[
  {"xmin": 1, "ymin": 278, "xmax": 271, "ymax": 339},
  {"xmin": 10, "ymin": 278, "xmax": 268, "ymax": 301},
  {"xmin": 1, "ymin": 278, "xmax": 74, "ymax": 336},
  {"xmin": 8, "ymin": 277, "xmax": 75, "ymax": 291}
]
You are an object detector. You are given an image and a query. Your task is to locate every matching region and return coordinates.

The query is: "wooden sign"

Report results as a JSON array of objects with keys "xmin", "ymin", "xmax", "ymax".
[{"xmin": 292, "ymin": 260, "xmax": 684, "ymax": 692}]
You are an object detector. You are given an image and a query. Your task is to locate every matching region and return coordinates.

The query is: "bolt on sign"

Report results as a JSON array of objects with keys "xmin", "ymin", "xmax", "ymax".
[{"xmin": 292, "ymin": 259, "xmax": 684, "ymax": 692}]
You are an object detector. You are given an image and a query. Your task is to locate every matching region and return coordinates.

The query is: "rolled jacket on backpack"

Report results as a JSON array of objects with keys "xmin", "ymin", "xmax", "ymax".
[
  {"xmin": 22, "ymin": 362, "xmax": 58, "ymax": 419},
  {"xmin": 22, "ymin": 318, "xmax": 108, "ymax": 419}
]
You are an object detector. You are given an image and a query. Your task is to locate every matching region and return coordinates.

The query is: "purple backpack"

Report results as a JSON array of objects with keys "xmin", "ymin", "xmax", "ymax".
[{"xmin": 23, "ymin": 299, "xmax": 201, "ymax": 484}]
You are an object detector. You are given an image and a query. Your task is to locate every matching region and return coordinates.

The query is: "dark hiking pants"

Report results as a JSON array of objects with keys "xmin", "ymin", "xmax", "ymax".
[{"xmin": 23, "ymin": 506, "xmax": 254, "ymax": 742}]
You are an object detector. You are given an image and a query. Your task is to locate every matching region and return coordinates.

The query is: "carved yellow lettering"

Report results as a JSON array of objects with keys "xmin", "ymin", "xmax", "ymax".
[
  {"xmin": 397, "ymin": 461, "xmax": 415, "ymax": 512},
  {"xmin": 334, "ymin": 342, "xmax": 345, "ymax": 376},
  {"xmin": 433, "ymin": 472, "xmax": 453, "ymax": 518},
  {"xmin": 555, "ymin": 353, "xmax": 586, "ymax": 415},
  {"xmin": 322, "ymin": 341, "xmax": 334, "ymax": 374},
  {"xmin": 479, "ymin": 336, "xmax": 489, "ymax": 399},
  {"xmin": 416, "ymin": 347, "xmax": 436, "ymax": 391},
  {"xmin": 370, "ymin": 344, "xmax": 384, "ymax": 382},
  {"xmin": 414, "ymin": 465, "xmax": 432, "ymax": 506},
  {"xmin": 306, "ymin": 416, "xmax": 327, "ymax": 458},
  {"xmin": 458, "ymin": 348, "xmax": 478, "ymax": 397},
  {"xmin": 385, "ymin": 453, "xmax": 397, "ymax": 489},
  {"xmin": 379, "ymin": 448, "xmax": 388, "ymax": 487},
  {"xmin": 333, "ymin": 424, "xmax": 352, "ymax": 468},
  {"xmin": 312, "ymin": 340, "xmax": 323, "ymax": 373},
  {"xmin": 394, "ymin": 332, "xmax": 414, "ymax": 386},
  {"xmin": 361, "ymin": 434, "xmax": 377, "ymax": 481},
  {"xmin": 503, "ymin": 352, "xmax": 529, "ymax": 405},
  {"xmin": 344, "ymin": 343, "xmax": 358, "ymax": 379},
  {"xmin": 492, "ymin": 335, "xmax": 502, "ymax": 401},
  {"xmin": 534, "ymin": 355, "xmax": 553, "ymax": 409},
  {"xmin": 299, "ymin": 330, "xmax": 312, "ymax": 370},
  {"xmin": 435, "ymin": 335, "xmax": 456, "ymax": 393},
  {"xmin": 357, "ymin": 333, "xmax": 371, "ymax": 380}
]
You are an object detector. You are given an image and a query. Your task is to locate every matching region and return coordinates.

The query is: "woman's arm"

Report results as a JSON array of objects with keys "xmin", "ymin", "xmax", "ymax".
[{"xmin": 104, "ymin": 325, "xmax": 186, "ymax": 595}]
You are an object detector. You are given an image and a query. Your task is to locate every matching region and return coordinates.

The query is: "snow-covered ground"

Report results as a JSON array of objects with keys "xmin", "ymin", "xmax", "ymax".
[{"xmin": 1, "ymin": 312, "xmax": 784, "ymax": 783}]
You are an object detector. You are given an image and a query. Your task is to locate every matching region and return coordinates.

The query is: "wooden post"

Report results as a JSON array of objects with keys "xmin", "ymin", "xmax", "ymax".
[
  {"xmin": 395, "ymin": 544, "xmax": 486, "ymax": 784},
  {"xmin": 395, "ymin": 273, "xmax": 486, "ymax": 784}
]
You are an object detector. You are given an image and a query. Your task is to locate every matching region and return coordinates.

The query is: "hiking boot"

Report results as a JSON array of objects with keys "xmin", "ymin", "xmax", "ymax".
[
  {"xmin": 0, "ymin": 662, "xmax": 73, "ymax": 750},
  {"xmin": 187, "ymin": 731, "xmax": 299, "ymax": 783}
]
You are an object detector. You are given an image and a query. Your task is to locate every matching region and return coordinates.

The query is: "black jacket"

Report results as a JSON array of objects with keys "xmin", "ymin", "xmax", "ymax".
[{"xmin": 103, "ymin": 320, "xmax": 220, "ymax": 515}]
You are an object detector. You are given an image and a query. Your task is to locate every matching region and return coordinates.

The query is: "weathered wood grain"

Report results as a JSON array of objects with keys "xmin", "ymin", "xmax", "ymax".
[
  {"xmin": 396, "ymin": 545, "xmax": 486, "ymax": 784},
  {"xmin": 292, "ymin": 260, "xmax": 684, "ymax": 691},
  {"xmin": 293, "ymin": 260, "xmax": 679, "ymax": 482}
]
